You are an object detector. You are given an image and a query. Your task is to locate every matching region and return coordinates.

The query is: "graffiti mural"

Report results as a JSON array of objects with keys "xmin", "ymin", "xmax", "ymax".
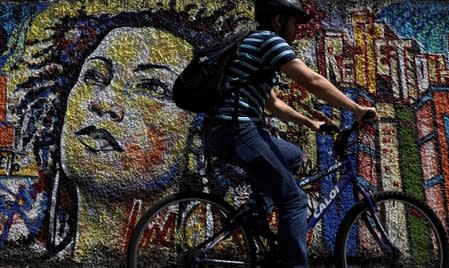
[{"xmin": 0, "ymin": 0, "xmax": 447, "ymax": 266}]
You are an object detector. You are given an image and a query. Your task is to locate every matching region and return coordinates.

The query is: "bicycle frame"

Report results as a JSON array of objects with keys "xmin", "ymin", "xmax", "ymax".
[
  {"xmin": 299, "ymin": 143, "xmax": 399, "ymax": 254},
  {"xmin": 129, "ymin": 110, "xmax": 449, "ymax": 267},
  {"xmin": 301, "ymin": 157, "xmax": 370, "ymax": 230},
  {"xmin": 182, "ymin": 205, "xmax": 256, "ymax": 266}
]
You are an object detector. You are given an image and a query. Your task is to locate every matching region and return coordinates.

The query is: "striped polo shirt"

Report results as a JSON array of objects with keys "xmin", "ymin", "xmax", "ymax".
[{"xmin": 212, "ymin": 30, "xmax": 297, "ymax": 123}]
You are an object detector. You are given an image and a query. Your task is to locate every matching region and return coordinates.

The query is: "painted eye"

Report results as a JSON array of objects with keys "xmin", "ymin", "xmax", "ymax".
[
  {"xmin": 134, "ymin": 78, "xmax": 171, "ymax": 99},
  {"xmin": 83, "ymin": 69, "xmax": 111, "ymax": 86}
]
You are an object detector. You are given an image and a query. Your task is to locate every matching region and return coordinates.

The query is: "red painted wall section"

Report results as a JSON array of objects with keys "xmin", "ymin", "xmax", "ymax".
[{"xmin": 434, "ymin": 92, "xmax": 449, "ymax": 214}]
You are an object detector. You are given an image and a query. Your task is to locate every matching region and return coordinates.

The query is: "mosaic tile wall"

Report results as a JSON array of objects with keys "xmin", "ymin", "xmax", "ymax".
[{"xmin": 0, "ymin": 0, "xmax": 448, "ymax": 266}]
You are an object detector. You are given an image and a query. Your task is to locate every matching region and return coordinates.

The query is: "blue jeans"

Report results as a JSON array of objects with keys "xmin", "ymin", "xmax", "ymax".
[{"xmin": 204, "ymin": 121, "xmax": 309, "ymax": 268}]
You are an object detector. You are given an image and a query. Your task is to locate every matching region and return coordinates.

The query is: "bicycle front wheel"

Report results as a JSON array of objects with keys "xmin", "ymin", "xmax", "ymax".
[
  {"xmin": 127, "ymin": 192, "xmax": 256, "ymax": 267},
  {"xmin": 335, "ymin": 191, "xmax": 448, "ymax": 268}
]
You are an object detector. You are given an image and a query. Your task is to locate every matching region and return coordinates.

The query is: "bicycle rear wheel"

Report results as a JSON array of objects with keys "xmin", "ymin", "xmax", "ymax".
[
  {"xmin": 127, "ymin": 192, "xmax": 256, "ymax": 267},
  {"xmin": 335, "ymin": 191, "xmax": 448, "ymax": 268}
]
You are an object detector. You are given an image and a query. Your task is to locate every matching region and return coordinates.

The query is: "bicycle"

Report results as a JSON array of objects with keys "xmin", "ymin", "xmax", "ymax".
[{"xmin": 127, "ymin": 115, "xmax": 449, "ymax": 267}]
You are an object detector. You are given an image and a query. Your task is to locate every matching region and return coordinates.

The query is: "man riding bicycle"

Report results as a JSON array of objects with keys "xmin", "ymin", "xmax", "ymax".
[{"xmin": 204, "ymin": 0, "xmax": 377, "ymax": 267}]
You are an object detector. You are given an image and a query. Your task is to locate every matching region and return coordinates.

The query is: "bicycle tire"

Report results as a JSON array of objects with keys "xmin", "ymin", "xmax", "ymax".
[
  {"xmin": 335, "ymin": 191, "xmax": 448, "ymax": 268},
  {"xmin": 127, "ymin": 191, "xmax": 257, "ymax": 267}
]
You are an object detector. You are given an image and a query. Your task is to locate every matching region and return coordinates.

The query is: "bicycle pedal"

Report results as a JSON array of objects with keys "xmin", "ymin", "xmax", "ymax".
[{"xmin": 262, "ymin": 251, "xmax": 280, "ymax": 268}]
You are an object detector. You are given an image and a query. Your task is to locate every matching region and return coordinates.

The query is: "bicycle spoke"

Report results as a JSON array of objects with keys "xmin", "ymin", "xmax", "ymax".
[{"xmin": 128, "ymin": 193, "xmax": 256, "ymax": 267}]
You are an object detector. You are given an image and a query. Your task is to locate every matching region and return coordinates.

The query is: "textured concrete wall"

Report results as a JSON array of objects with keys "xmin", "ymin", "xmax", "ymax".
[{"xmin": 0, "ymin": 0, "xmax": 448, "ymax": 266}]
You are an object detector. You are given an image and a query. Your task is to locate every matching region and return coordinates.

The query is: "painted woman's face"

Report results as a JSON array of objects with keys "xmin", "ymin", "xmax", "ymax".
[{"xmin": 61, "ymin": 27, "xmax": 193, "ymax": 189}]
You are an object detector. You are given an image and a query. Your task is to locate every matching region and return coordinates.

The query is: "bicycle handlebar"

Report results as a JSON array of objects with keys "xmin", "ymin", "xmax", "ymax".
[
  {"xmin": 353, "ymin": 110, "xmax": 377, "ymax": 129},
  {"xmin": 319, "ymin": 123, "xmax": 339, "ymax": 135},
  {"xmin": 321, "ymin": 110, "xmax": 377, "ymax": 159},
  {"xmin": 318, "ymin": 110, "xmax": 377, "ymax": 136}
]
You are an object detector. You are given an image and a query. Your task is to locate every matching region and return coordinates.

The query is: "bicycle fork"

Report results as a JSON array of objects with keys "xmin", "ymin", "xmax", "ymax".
[{"xmin": 356, "ymin": 186, "xmax": 401, "ymax": 258}]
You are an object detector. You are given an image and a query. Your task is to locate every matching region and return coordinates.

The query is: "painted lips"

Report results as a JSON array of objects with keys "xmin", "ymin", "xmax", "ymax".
[{"xmin": 74, "ymin": 125, "xmax": 124, "ymax": 152}]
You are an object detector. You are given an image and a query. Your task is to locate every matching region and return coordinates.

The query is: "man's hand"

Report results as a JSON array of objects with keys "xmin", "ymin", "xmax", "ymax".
[
  {"xmin": 311, "ymin": 120, "xmax": 326, "ymax": 131},
  {"xmin": 354, "ymin": 106, "xmax": 378, "ymax": 124}
]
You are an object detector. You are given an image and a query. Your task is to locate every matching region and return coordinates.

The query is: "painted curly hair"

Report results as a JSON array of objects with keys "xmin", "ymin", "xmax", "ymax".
[{"xmin": 13, "ymin": 2, "xmax": 253, "ymax": 179}]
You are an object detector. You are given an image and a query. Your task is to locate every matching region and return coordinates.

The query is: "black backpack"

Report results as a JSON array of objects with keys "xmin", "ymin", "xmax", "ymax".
[{"xmin": 172, "ymin": 30, "xmax": 251, "ymax": 114}]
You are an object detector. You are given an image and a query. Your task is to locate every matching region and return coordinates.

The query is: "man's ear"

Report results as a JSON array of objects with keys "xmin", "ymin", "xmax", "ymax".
[{"xmin": 271, "ymin": 14, "xmax": 282, "ymax": 33}]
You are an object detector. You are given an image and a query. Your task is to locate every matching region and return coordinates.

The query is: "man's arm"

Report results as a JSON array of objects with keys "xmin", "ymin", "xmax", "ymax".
[
  {"xmin": 266, "ymin": 90, "xmax": 324, "ymax": 131},
  {"xmin": 280, "ymin": 59, "xmax": 376, "ymax": 122}
]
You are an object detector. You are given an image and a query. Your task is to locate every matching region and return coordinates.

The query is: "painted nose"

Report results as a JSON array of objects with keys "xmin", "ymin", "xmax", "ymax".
[{"xmin": 89, "ymin": 100, "xmax": 124, "ymax": 122}]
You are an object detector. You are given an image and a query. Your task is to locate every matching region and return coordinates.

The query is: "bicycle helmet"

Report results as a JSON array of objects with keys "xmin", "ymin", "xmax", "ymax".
[{"xmin": 254, "ymin": 0, "xmax": 311, "ymax": 25}]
